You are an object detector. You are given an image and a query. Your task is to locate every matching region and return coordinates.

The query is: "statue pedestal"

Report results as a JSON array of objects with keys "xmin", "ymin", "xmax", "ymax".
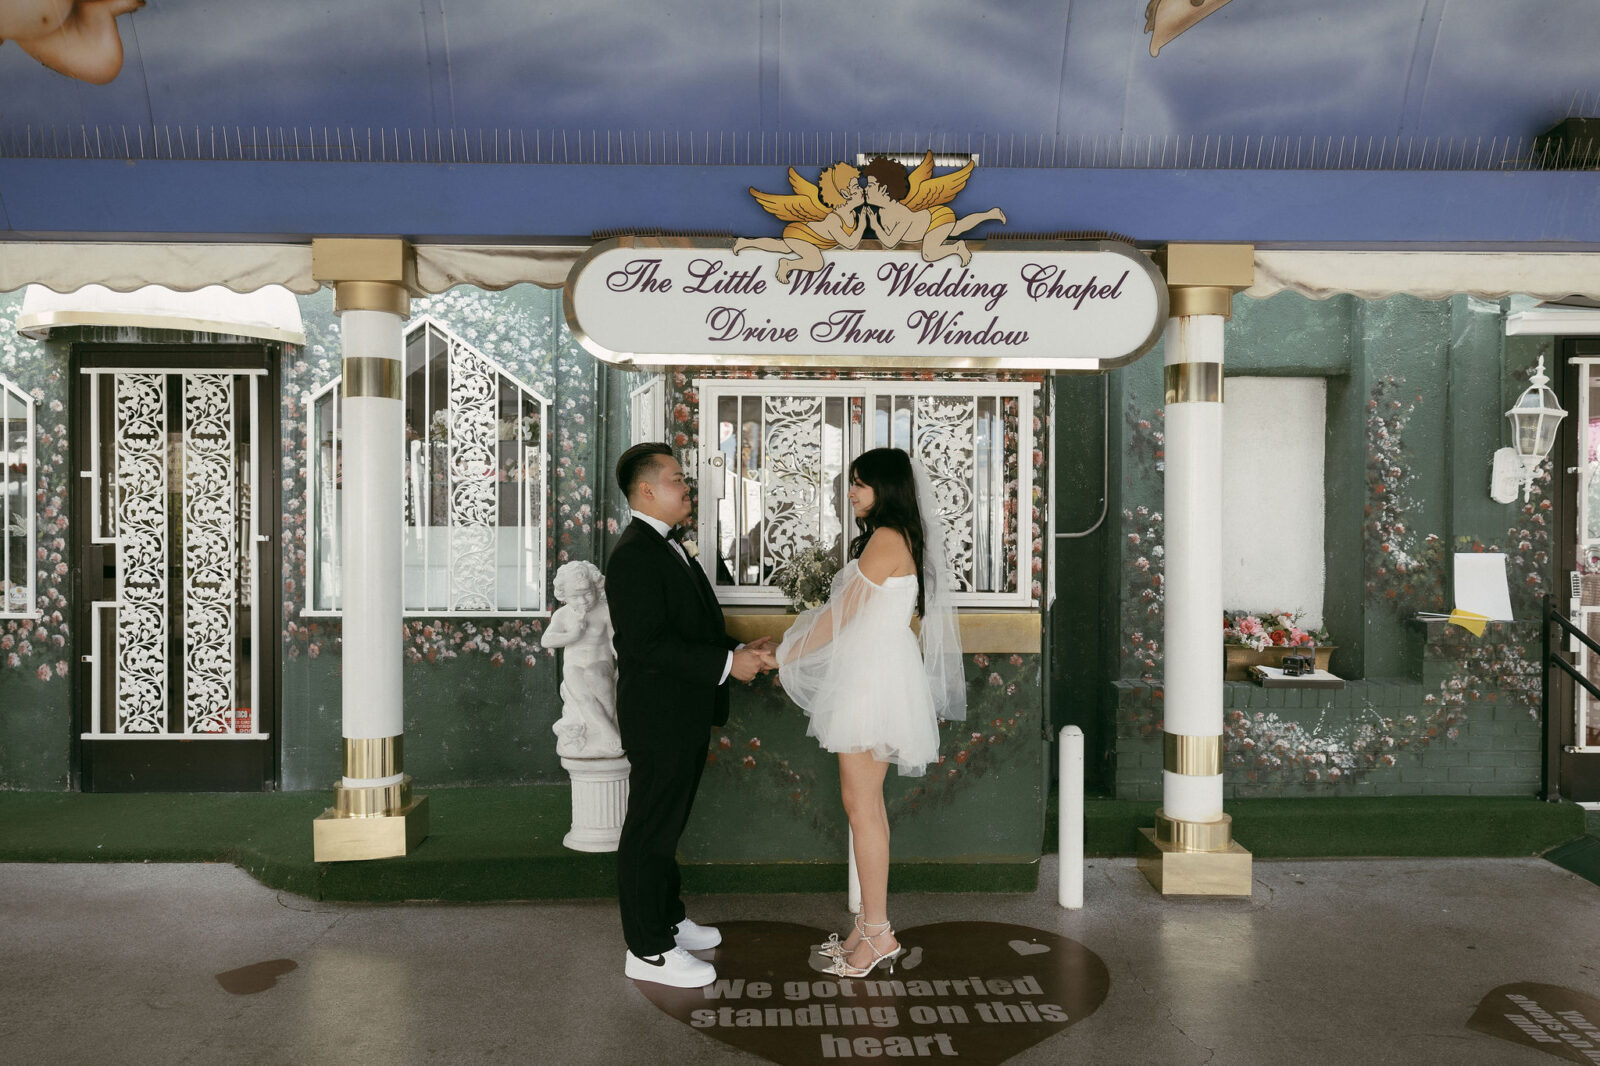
[{"xmin": 561, "ymin": 755, "xmax": 631, "ymax": 852}]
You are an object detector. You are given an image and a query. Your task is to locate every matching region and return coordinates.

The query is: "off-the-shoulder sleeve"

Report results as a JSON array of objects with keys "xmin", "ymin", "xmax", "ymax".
[{"xmin": 775, "ymin": 561, "xmax": 884, "ymax": 712}]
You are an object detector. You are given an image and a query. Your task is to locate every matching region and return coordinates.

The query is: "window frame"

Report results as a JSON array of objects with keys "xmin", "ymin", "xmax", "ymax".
[
  {"xmin": 303, "ymin": 314, "xmax": 554, "ymax": 618},
  {"xmin": 0, "ymin": 373, "xmax": 38, "ymax": 620},
  {"xmin": 629, "ymin": 374, "xmax": 666, "ymax": 445},
  {"xmin": 693, "ymin": 377, "xmax": 1037, "ymax": 609}
]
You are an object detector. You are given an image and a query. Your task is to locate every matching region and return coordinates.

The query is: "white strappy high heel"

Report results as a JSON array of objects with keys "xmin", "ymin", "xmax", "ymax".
[
  {"xmin": 815, "ymin": 909, "xmax": 864, "ymax": 959},
  {"xmin": 827, "ymin": 920, "xmax": 904, "ymax": 978}
]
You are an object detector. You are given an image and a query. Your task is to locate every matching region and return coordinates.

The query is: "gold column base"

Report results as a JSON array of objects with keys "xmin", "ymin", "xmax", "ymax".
[
  {"xmin": 1137, "ymin": 828, "xmax": 1253, "ymax": 897},
  {"xmin": 312, "ymin": 779, "xmax": 430, "ymax": 863}
]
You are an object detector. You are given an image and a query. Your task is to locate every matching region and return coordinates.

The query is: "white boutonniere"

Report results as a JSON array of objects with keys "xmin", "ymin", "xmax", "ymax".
[{"xmin": 683, "ymin": 539, "xmax": 699, "ymax": 559}]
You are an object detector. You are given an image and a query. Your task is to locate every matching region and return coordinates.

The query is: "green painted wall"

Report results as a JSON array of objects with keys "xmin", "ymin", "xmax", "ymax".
[
  {"xmin": 280, "ymin": 285, "xmax": 591, "ymax": 791},
  {"xmin": 684, "ymin": 653, "xmax": 1045, "ymax": 863},
  {"xmin": 1064, "ymin": 290, "xmax": 1561, "ymax": 801},
  {"xmin": 0, "ymin": 291, "xmax": 72, "ymax": 790}
]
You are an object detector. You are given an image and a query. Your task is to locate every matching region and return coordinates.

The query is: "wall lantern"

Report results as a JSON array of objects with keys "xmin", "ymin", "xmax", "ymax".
[{"xmin": 1490, "ymin": 355, "xmax": 1567, "ymax": 504}]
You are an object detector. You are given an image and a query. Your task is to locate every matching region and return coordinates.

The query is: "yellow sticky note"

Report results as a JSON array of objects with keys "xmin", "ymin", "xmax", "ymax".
[{"xmin": 1448, "ymin": 609, "xmax": 1489, "ymax": 637}]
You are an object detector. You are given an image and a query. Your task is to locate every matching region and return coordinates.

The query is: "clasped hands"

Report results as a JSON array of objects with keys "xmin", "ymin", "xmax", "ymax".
[{"xmin": 730, "ymin": 636, "xmax": 781, "ymax": 681}]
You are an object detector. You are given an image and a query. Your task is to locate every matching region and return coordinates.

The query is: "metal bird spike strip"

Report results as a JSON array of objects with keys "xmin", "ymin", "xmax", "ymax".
[{"xmin": 0, "ymin": 125, "xmax": 1597, "ymax": 171}]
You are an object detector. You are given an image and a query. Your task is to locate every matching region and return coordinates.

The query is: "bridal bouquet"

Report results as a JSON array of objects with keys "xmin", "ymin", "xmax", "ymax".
[{"xmin": 775, "ymin": 546, "xmax": 840, "ymax": 612}]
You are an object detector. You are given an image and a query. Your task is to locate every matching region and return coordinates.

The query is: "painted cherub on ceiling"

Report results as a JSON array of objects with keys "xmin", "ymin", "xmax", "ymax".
[
  {"xmin": 1145, "ymin": 0, "xmax": 1235, "ymax": 57},
  {"xmin": 735, "ymin": 152, "xmax": 1006, "ymax": 284},
  {"xmin": 0, "ymin": 0, "xmax": 143, "ymax": 85}
]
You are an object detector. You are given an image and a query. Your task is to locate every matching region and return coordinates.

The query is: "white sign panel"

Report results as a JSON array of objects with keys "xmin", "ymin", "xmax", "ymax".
[{"xmin": 565, "ymin": 238, "xmax": 1167, "ymax": 370}]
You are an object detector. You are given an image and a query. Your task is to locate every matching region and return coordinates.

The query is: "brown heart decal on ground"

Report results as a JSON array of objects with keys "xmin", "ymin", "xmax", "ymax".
[
  {"xmin": 636, "ymin": 921, "xmax": 1109, "ymax": 1065},
  {"xmin": 1469, "ymin": 982, "xmax": 1600, "ymax": 1063}
]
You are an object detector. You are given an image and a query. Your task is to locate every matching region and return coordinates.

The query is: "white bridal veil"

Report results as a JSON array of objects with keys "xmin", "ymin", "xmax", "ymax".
[{"xmin": 910, "ymin": 458, "xmax": 968, "ymax": 723}]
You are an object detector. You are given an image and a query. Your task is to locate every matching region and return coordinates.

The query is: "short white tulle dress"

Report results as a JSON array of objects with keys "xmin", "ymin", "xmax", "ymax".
[{"xmin": 777, "ymin": 560, "xmax": 940, "ymax": 776}]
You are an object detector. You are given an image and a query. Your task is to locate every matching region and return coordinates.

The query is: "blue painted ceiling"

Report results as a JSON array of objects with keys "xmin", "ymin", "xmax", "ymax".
[
  {"xmin": 3, "ymin": 2, "xmax": 1599, "ymax": 247},
  {"xmin": 2, "ymin": 1, "xmax": 1595, "ymax": 145}
]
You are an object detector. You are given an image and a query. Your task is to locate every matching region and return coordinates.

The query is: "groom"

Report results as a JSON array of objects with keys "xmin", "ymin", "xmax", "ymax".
[{"xmin": 607, "ymin": 443, "xmax": 772, "ymax": 987}]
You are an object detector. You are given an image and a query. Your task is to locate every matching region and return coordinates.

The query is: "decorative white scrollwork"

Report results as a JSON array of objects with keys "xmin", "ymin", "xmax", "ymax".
[
  {"xmin": 114, "ymin": 374, "xmax": 168, "ymax": 733},
  {"xmin": 447, "ymin": 333, "xmax": 498, "ymax": 611},
  {"xmin": 912, "ymin": 395, "xmax": 977, "ymax": 592},
  {"xmin": 182, "ymin": 374, "xmax": 238, "ymax": 734},
  {"xmin": 760, "ymin": 395, "xmax": 825, "ymax": 583}
]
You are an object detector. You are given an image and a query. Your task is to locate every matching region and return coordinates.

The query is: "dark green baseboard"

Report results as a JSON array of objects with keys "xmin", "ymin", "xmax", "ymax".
[{"xmin": 0, "ymin": 787, "xmax": 1584, "ymax": 903}]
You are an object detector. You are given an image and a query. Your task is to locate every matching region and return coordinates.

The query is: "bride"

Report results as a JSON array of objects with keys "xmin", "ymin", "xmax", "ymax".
[{"xmin": 772, "ymin": 447, "xmax": 966, "ymax": 978}]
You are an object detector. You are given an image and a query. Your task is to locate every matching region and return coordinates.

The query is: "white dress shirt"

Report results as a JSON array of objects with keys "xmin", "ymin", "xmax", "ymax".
[{"xmin": 630, "ymin": 509, "xmax": 735, "ymax": 684}]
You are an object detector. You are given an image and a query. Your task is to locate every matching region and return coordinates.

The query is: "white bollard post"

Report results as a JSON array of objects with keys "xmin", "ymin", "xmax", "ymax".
[
  {"xmin": 1059, "ymin": 726, "xmax": 1084, "ymax": 909},
  {"xmin": 847, "ymin": 826, "xmax": 861, "ymax": 916}
]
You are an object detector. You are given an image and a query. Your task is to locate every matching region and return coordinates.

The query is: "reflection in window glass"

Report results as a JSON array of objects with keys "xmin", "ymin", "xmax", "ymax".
[
  {"xmin": 0, "ymin": 376, "xmax": 35, "ymax": 616},
  {"xmin": 306, "ymin": 317, "xmax": 551, "ymax": 615}
]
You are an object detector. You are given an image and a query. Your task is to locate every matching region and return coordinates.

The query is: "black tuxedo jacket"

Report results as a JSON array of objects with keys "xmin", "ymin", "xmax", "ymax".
[{"xmin": 605, "ymin": 517, "xmax": 738, "ymax": 752}]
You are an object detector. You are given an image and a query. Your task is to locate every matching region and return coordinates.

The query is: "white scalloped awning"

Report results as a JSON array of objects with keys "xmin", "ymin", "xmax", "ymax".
[
  {"xmin": 5, "ymin": 242, "xmax": 1600, "ymax": 307},
  {"xmin": 0, "ymin": 242, "xmax": 579, "ymax": 297},
  {"xmin": 18, "ymin": 283, "xmax": 306, "ymax": 345},
  {"xmin": 1246, "ymin": 251, "xmax": 1600, "ymax": 303}
]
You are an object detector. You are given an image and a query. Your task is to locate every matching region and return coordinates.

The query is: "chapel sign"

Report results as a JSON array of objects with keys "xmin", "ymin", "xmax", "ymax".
[{"xmin": 565, "ymin": 153, "xmax": 1167, "ymax": 371}]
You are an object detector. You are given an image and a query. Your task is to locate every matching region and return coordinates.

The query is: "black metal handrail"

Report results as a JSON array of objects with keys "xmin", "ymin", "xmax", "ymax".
[
  {"xmin": 1542, "ymin": 594, "xmax": 1600, "ymax": 802},
  {"xmin": 1545, "ymin": 600, "xmax": 1600, "ymax": 702}
]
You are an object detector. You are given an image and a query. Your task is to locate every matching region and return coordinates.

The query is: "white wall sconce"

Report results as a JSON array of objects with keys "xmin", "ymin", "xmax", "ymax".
[{"xmin": 1490, "ymin": 355, "xmax": 1567, "ymax": 503}]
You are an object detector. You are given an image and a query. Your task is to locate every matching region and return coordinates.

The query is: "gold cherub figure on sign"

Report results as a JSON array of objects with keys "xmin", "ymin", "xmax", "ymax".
[{"xmin": 735, "ymin": 151, "xmax": 1005, "ymax": 282}]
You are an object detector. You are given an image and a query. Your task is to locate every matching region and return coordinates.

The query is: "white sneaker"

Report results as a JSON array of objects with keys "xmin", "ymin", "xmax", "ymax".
[
  {"xmin": 625, "ymin": 947, "xmax": 716, "ymax": 988},
  {"xmin": 673, "ymin": 917, "xmax": 722, "ymax": 950}
]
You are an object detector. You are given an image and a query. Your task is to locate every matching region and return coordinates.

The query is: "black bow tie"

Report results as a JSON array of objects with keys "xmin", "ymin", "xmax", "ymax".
[{"xmin": 665, "ymin": 525, "xmax": 687, "ymax": 544}]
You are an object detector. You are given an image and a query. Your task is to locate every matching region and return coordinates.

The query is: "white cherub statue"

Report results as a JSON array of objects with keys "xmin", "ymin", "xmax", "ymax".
[{"xmin": 543, "ymin": 560, "xmax": 623, "ymax": 759}]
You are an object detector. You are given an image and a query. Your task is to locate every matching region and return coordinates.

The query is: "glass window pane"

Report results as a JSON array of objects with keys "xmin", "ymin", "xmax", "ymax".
[{"xmin": 311, "ymin": 389, "xmax": 340, "ymax": 611}]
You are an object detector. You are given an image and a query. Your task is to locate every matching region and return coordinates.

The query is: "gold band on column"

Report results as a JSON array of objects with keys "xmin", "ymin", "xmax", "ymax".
[
  {"xmin": 1164, "ymin": 361, "xmax": 1223, "ymax": 405},
  {"xmin": 1168, "ymin": 284, "xmax": 1235, "ymax": 319},
  {"xmin": 1154, "ymin": 808, "xmax": 1234, "ymax": 852},
  {"xmin": 342, "ymin": 356, "xmax": 402, "ymax": 400},
  {"xmin": 1163, "ymin": 733, "xmax": 1224, "ymax": 776},
  {"xmin": 332, "ymin": 776, "xmax": 413, "ymax": 818},
  {"xmin": 343, "ymin": 735, "xmax": 403, "ymax": 778},
  {"xmin": 333, "ymin": 279, "xmax": 411, "ymax": 317}
]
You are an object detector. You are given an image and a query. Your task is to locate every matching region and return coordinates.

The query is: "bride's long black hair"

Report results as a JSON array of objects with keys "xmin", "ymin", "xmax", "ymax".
[{"xmin": 847, "ymin": 447, "xmax": 927, "ymax": 616}]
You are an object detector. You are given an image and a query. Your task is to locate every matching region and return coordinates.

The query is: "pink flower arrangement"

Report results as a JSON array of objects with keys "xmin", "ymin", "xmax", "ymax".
[{"xmin": 1223, "ymin": 610, "xmax": 1330, "ymax": 652}]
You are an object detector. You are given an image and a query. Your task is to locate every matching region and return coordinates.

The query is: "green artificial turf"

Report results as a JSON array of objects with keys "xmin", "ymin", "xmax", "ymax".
[{"xmin": 0, "ymin": 787, "xmax": 1585, "ymax": 902}]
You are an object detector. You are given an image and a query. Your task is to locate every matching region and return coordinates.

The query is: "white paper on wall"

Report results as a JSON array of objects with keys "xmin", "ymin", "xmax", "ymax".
[{"xmin": 1453, "ymin": 552, "xmax": 1514, "ymax": 622}]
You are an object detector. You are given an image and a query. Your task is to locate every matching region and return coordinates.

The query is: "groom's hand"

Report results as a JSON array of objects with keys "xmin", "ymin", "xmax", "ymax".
[
  {"xmin": 745, "ymin": 636, "xmax": 778, "ymax": 673},
  {"xmin": 730, "ymin": 645, "xmax": 768, "ymax": 682}
]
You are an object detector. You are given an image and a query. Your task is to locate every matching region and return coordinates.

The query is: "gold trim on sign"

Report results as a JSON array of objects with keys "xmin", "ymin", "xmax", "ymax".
[
  {"xmin": 1154, "ymin": 808, "xmax": 1234, "ymax": 853},
  {"xmin": 1163, "ymin": 361, "xmax": 1222, "ymax": 405},
  {"xmin": 342, "ymin": 356, "xmax": 402, "ymax": 400},
  {"xmin": 1163, "ymin": 732, "xmax": 1223, "ymax": 776},
  {"xmin": 343, "ymin": 735, "xmax": 403, "ymax": 779}
]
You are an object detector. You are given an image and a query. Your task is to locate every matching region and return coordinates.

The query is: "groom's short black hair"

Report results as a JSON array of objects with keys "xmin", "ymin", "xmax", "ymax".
[{"xmin": 616, "ymin": 442, "xmax": 674, "ymax": 502}]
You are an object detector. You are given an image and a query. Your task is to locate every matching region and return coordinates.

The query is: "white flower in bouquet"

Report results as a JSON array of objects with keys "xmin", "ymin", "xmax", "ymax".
[{"xmin": 775, "ymin": 546, "xmax": 840, "ymax": 612}]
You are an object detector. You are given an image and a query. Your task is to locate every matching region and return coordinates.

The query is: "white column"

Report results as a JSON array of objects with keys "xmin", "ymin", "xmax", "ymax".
[
  {"xmin": 1161, "ymin": 315, "xmax": 1225, "ymax": 826},
  {"xmin": 309, "ymin": 240, "xmax": 429, "ymax": 862},
  {"xmin": 340, "ymin": 309, "xmax": 405, "ymax": 787},
  {"xmin": 1138, "ymin": 245, "xmax": 1253, "ymax": 896}
]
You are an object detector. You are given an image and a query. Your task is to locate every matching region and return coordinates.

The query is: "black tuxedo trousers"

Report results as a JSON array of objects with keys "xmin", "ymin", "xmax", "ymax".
[{"xmin": 605, "ymin": 518, "xmax": 735, "ymax": 957}]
